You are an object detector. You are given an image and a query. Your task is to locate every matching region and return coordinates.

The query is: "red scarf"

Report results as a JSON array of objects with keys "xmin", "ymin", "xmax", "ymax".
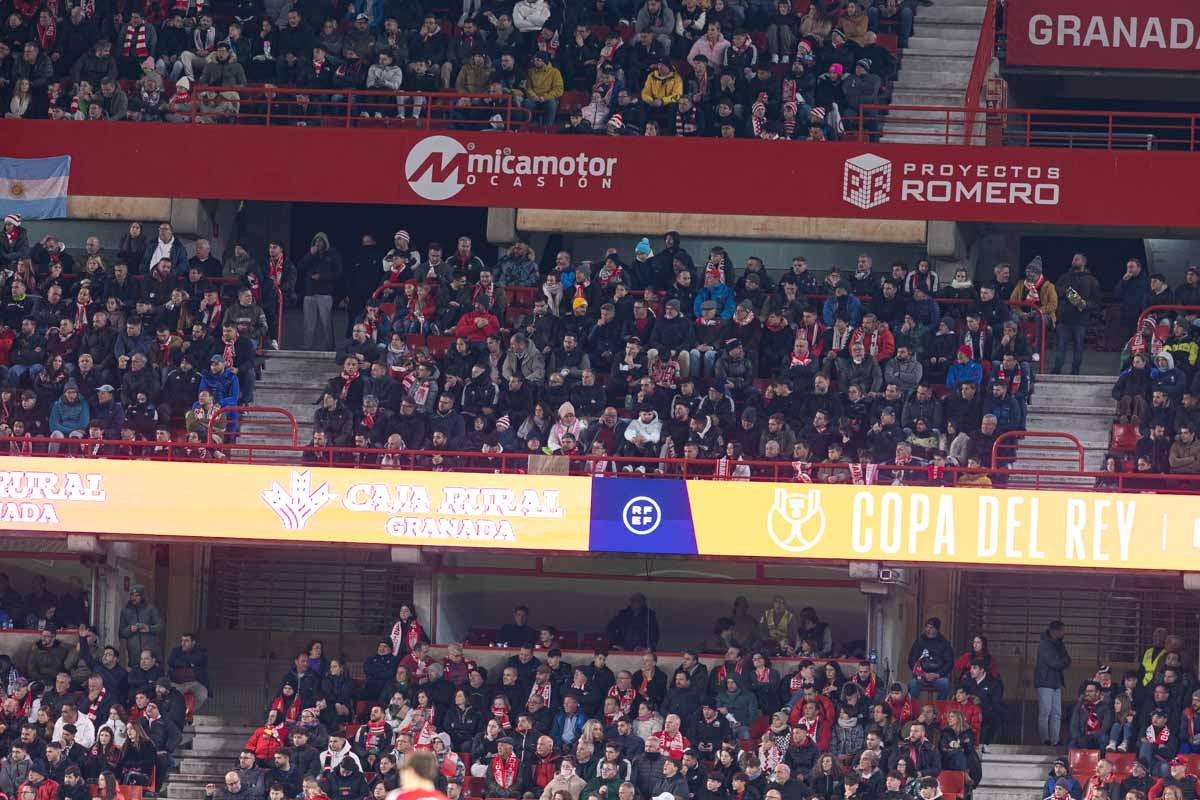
[
  {"xmin": 1147, "ymin": 724, "xmax": 1171, "ymax": 745},
  {"xmin": 338, "ymin": 370, "xmax": 356, "ymax": 400},
  {"xmin": 1023, "ymin": 274, "xmax": 1045, "ymax": 304},
  {"xmin": 204, "ymin": 301, "xmax": 223, "ymax": 331},
  {"xmin": 222, "ymin": 338, "xmax": 236, "ymax": 367},
  {"xmin": 86, "ymin": 688, "xmax": 108, "ymax": 722},
  {"xmin": 1084, "ymin": 701, "xmax": 1101, "ymax": 734},
  {"xmin": 714, "ymin": 456, "xmax": 743, "ymax": 480},
  {"xmin": 798, "ymin": 715, "xmax": 819, "ymax": 739},
  {"xmin": 529, "ymin": 680, "xmax": 552, "ymax": 707},
  {"xmin": 122, "ymin": 24, "xmax": 148, "ymax": 57},
  {"xmin": 849, "ymin": 463, "xmax": 878, "ymax": 485},
  {"xmin": 74, "ymin": 302, "xmax": 89, "ymax": 329},
  {"xmin": 789, "ymin": 350, "xmax": 813, "ymax": 367},
  {"xmin": 268, "ymin": 254, "xmax": 284, "ymax": 284},
  {"xmin": 608, "ymin": 685, "xmax": 635, "ymax": 715},
  {"xmin": 491, "ymin": 704, "xmax": 511, "ymax": 729},
  {"xmin": 37, "ymin": 21, "xmax": 56, "ymax": 51},
  {"xmin": 792, "ymin": 460, "xmax": 813, "ymax": 482},
  {"xmin": 714, "ymin": 661, "xmax": 744, "ymax": 683},
  {"xmin": 363, "ymin": 719, "xmax": 388, "ymax": 751},
  {"xmin": 654, "ymin": 731, "xmax": 688, "ymax": 760},
  {"xmin": 491, "ymin": 753, "xmax": 519, "ymax": 787},
  {"xmin": 996, "ymin": 365, "xmax": 1022, "ymax": 397}
]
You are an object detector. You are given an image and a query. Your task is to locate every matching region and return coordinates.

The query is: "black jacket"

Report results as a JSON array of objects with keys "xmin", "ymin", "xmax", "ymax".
[
  {"xmin": 907, "ymin": 633, "xmax": 954, "ymax": 677},
  {"xmin": 1034, "ymin": 631, "xmax": 1071, "ymax": 690}
]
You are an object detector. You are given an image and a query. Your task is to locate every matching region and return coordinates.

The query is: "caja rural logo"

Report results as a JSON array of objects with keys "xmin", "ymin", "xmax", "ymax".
[{"xmin": 403, "ymin": 135, "xmax": 619, "ymax": 201}]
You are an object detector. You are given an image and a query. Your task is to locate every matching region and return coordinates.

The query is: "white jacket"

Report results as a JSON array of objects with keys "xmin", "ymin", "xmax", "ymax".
[{"xmin": 513, "ymin": 0, "xmax": 550, "ymax": 32}]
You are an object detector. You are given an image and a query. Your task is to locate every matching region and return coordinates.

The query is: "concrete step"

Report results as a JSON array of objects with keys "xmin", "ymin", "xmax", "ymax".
[
  {"xmin": 890, "ymin": 89, "xmax": 967, "ymax": 107},
  {"xmin": 908, "ymin": 25, "xmax": 982, "ymax": 41},
  {"xmin": 900, "ymin": 39, "xmax": 976, "ymax": 56},
  {"xmin": 975, "ymin": 787, "xmax": 1045, "ymax": 800},
  {"xmin": 899, "ymin": 52, "xmax": 976, "ymax": 69},
  {"xmin": 1034, "ymin": 374, "xmax": 1115, "ymax": 385},
  {"xmin": 890, "ymin": 71, "xmax": 971, "ymax": 90},
  {"xmin": 1023, "ymin": 403, "xmax": 1112, "ymax": 416},
  {"xmin": 177, "ymin": 757, "xmax": 243, "ymax": 776},
  {"xmin": 915, "ymin": 5, "xmax": 986, "ymax": 23}
]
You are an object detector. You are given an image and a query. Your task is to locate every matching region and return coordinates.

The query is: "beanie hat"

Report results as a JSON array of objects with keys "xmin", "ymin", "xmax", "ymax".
[
  {"xmin": 141, "ymin": 57, "xmax": 156, "ymax": 69},
  {"xmin": 496, "ymin": 415, "xmax": 511, "ymax": 430},
  {"xmin": 3, "ymin": 214, "xmax": 20, "ymax": 227},
  {"xmin": 395, "ymin": 229, "xmax": 410, "ymax": 241},
  {"xmin": 607, "ymin": 113, "xmax": 624, "ymax": 129},
  {"xmin": 957, "ymin": 345, "xmax": 973, "ymax": 359},
  {"xmin": 828, "ymin": 62, "xmax": 844, "ymax": 75},
  {"xmin": 811, "ymin": 106, "xmax": 827, "ymax": 121},
  {"xmin": 856, "ymin": 58, "xmax": 872, "ymax": 70},
  {"xmin": 634, "ymin": 238, "xmax": 652, "ymax": 257},
  {"xmin": 572, "ymin": 297, "xmax": 588, "ymax": 310}
]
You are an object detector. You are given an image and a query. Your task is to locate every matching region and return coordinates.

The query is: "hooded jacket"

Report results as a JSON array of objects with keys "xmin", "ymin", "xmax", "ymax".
[{"xmin": 1034, "ymin": 631, "xmax": 1071, "ymax": 690}]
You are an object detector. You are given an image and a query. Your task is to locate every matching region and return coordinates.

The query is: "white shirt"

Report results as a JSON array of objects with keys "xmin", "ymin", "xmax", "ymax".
[
  {"xmin": 54, "ymin": 714, "xmax": 95, "ymax": 749},
  {"xmin": 150, "ymin": 237, "xmax": 176, "ymax": 268}
]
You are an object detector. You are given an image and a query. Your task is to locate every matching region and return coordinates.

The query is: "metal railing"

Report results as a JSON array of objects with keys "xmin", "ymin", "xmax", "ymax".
[
  {"xmin": 188, "ymin": 86, "xmax": 527, "ymax": 130},
  {"xmin": 855, "ymin": 105, "xmax": 1200, "ymax": 150},
  {"xmin": 0, "ymin": 434, "xmax": 1178, "ymax": 493},
  {"xmin": 1136, "ymin": 304, "xmax": 1200, "ymax": 332},
  {"xmin": 962, "ymin": 0, "xmax": 998, "ymax": 144}
]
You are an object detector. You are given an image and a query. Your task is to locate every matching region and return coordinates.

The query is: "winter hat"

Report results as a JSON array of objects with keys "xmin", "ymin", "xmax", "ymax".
[
  {"xmin": 810, "ymin": 106, "xmax": 827, "ymax": 121},
  {"xmin": 572, "ymin": 297, "xmax": 588, "ymax": 311},
  {"xmin": 957, "ymin": 345, "xmax": 973, "ymax": 359},
  {"xmin": 175, "ymin": 76, "xmax": 191, "ymax": 91},
  {"xmin": 607, "ymin": 113, "xmax": 624, "ymax": 129},
  {"xmin": 395, "ymin": 229, "xmax": 411, "ymax": 242},
  {"xmin": 856, "ymin": 58, "xmax": 872, "ymax": 70},
  {"xmin": 496, "ymin": 415, "xmax": 511, "ymax": 430},
  {"xmin": 1026, "ymin": 255, "xmax": 1043, "ymax": 275},
  {"xmin": 3, "ymin": 214, "xmax": 20, "ymax": 227},
  {"xmin": 141, "ymin": 57, "xmax": 156, "ymax": 70},
  {"xmin": 665, "ymin": 299, "xmax": 681, "ymax": 310},
  {"xmin": 1053, "ymin": 757, "xmax": 1068, "ymax": 768},
  {"xmin": 634, "ymin": 238, "xmax": 652, "ymax": 257},
  {"xmin": 558, "ymin": 401, "xmax": 576, "ymax": 417},
  {"xmin": 1055, "ymin": 779, "xmax": 1070, "ymax": 790},
  {"xmin": 828, "ymin": 63, "xmax": 844, "ymax": 76}
]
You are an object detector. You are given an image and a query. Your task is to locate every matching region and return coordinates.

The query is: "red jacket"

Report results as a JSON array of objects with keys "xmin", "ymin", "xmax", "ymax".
[
  {"xmin": 454, "ymin": 310, "xmax": 501, "ymax": 342},
  {"xmin": 850, "ymin": 326, "xmax": 895, "ymax": 362},
  {"xmin": 942, "ymin": 701, "xmax": 981, "ymax": 739},
  {"xmin": 20, "ymin": 779, "xmax": 58, "ymax": 800},
  {"xmin": 886, "ymin": 696, "xmax": 918, "ymax": 724},
  {"xmin": 952, "ymin": 652, "xmax": 1001, "ymax": 681},
  {"xmin": 245, "ymin": 724, "xmax": 289, "ymax": 761}
]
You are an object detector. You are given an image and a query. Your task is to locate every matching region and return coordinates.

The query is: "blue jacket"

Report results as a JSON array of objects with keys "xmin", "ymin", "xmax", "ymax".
[
  {"xmin": 90, "ymin": 399, "xmax": 125, "ymax": 439},
  {"xmin": 1042, "ymin": 774, "xmax": 1081, "ymax": 800},
  {"xmin": 946, "ymin": 360, "xmax": 983, "ymax": 391},
  {"xmin": 822, "ymin": 294, "xmax": 863, "ymax": 327},
  {"xmin": 906, "ymin": 297, "xmax": 941, "ymax": 329},
  {"xmin": 693, "ymin": 283, "xmax": 735, "ymax": 320},
  {"xmin": 49, "ymin": 396, "xmax": 90, "ymax": 435},
  {"xmin": 199, "ymin": 368, "xmax": 239, "ymax": 407},
  {"xmin": 549, "ymin": 710, "xmax": 586, "ymax": 748}
]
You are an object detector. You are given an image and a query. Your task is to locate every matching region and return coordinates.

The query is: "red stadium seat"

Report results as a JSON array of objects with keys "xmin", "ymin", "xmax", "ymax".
[
  {"xmin": 937, "ymin": 771, "xmax": 966, "ymax": 799},
  {"xmin": 560, "ymin": 91, "xmax": 588, "ymax": 111},
  {"xmin": 558, "ymin": 630, "xmax": 579, "ymax": 649},
  {"xmin": 1186, "ymin": 754, "xmax": 1200, "ymax": 775},
  {"xmin": 508, "ymin": 286, "xmax": 539, "ymax": 308},
  {"xmin": 464, "ymin": 777, "xmax": 485, "ymax": 798},
  {"xmin": 877, "ymin": 32, "xmax": 899, "ymax": 53},
  {"xmin": 426, "ymin": 335, "xmax": 454, "ymax": 359},
  {"xmin": 355, "ymin": 700, "xmax": 373, "ymax": 717},
  {"xmin": 1107, "ymin": 752, "xmax": 1134, "ymax": 775},
  {"xmin": 464, "ymin": 628, "xmax": 496, "ymax": 646},
  {"xmin": 580, "ymin": 633, "xmax": 609, "ymax": 650},
  {"xmin": 1069, "ymin": 749, "xmax": 1101, "ymax": 776},
  {"xmin": 120, "ymin": 786, "xmax": 145, "ymax": 800},
  {"xmin": 1110, "ymin": 424, "xmax": 1139, "ymax": 453},
  {"xmin": 404, "ymin": 333, "xmax": 426, "ymax": 350}
]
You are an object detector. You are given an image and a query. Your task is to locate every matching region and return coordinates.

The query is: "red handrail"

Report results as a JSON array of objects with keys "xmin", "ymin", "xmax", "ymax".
[
  {"xmin": 962, "ymin": 0, "xmax": 998, "ymax": 144},
  {"xmin": 1136, "ymin": 305, "xmax": 1200, "ymax": 332},
  {"xmin": 992, "ymin": 431, "xmax": 1085, "ymax": 474},
  {"xmin": 208, "ymin": 405, "xmax": 299, "ymax": 445},
  {"xmin": 187, "ymin": 86, "xmax": 529, "ymax": 130},
  {"xmin": 0, "ymin": 436, "xmax": 1180, "ymax": 493}
]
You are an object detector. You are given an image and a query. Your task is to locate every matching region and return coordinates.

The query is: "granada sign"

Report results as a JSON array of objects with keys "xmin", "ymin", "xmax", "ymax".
[{"xmin": 1006, "ymin": 0, "xmax": 1200, "ymax": 70}]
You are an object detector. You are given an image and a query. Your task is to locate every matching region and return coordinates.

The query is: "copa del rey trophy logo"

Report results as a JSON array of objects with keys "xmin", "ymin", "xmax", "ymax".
[
  {"xmin": 766, "ymin": 488, "xmax": 827, "ymax": 553},
  {"xmin": 263, "ymin": 471, "xmax": 336, "ymax": 531}
]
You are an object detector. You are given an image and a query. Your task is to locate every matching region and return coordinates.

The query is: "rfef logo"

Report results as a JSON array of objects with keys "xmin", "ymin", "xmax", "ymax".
[
  {"xmin": 405, "ymin": 135, "xmax": 469, "ymax": 201},
  {"xmin": 843, "ymin": 153, "xmax": 893, "ymax": 210}
]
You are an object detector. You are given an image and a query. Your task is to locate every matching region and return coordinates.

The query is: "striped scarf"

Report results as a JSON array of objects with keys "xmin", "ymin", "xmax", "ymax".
[
  {"xmin": 37, "ymin": 21, "xmax": 56, "ymax": 51},
  {"xmin": 122, "ymin": 24, "xmax": 148, "ymax": 57},
  {"xmin": 792, "ymin": 460, "xmax": 813, "ymax": 482},
  {"xmin": 848, "ymin": 463, "xmax": 878, "ymax": 485}
]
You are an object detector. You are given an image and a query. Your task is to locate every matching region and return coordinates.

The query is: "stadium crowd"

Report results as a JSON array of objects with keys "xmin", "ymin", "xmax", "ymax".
[
  {"xmin": 226, "ymin": 597, "xmax": 997, "ymax": 800},
  {"xmin": 0, "ymin": 583, "xmax": 203, "ymax": 796},
  {"xmin": 1107, "ymin": 256, "xmax": 1200, "ymax": 484},
  {"xmin": 0, "ymin": 215, "xmax": 1051, "ymax": 479},
  {"xmin": 0, "ymin": 0, "xmax": 905, "ymax": 138}
]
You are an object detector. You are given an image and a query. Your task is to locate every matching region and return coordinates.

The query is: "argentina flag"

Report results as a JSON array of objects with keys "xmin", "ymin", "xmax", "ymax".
[{"xmin": 0, "ymin": 156, "xmax": 70, "ymax": 220}]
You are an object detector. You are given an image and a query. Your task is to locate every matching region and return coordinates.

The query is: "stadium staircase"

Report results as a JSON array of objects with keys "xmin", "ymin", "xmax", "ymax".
[
  {"xmin": 881, "ymin": 0, "xmax": 990, "ymax": 144},
  {"xmin": 975, "ymin": 745, "xmax": 1059, "ymax": 800},
  {"xmin": 1005, "ymin": 373, "xmax": 1113, "ymax": 485},
  {"xmin": 242, "ymin": 350, "xmax": 338, "ymax": 454},
  {"xmin": 165, "ymin": 716, "xmax": 255, "ymax": 800}
]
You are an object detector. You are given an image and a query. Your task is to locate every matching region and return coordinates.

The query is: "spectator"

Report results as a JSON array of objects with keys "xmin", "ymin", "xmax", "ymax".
[
  {"xmin": 606, "ymin": 594, "xmax": 660, "ymax": 652},
  {"xmin": 1035, "ymin": 620, "xmax": 1071, "ymax": 747},
  {"xmin": 1053, "ymin": 253, "xmax": 1101, "ymax": 376},
  {"xmin": 118, "ymin": 586, "xmax": 163, "ymax": 666},
  {"xmin": 299, "ymin": 233, "xmax": 343, "ymax": 351},
  {"xmin": 906, "ymin": 618, "xmax": 953, "ymax": 701}
]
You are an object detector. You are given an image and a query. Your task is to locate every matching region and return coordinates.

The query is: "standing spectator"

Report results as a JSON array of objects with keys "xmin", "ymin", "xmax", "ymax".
[
  {"xmin": 1035, "ymin": 620, "xmax": 1071, "ymax": 747},
  {"xmin": 1114, "ymin": 258, "xmax": 1150, "ymax": 343},
  {"xmin": 118, "ymin": 585, "xmax": 163, "ymax": 666},
  {"xmin": 1053, "ymin": 252, "xmax": 1101, "ymax": 376},
  {"xmin": 906, "ymin": 618, "xmax": 953, "ymax": 701},
  {"xmin": 606, "ymin": 594, "xmax": 660, "ymax": 652},
  {"xmin": 299, "ymin": 232, "xmax": 343, "ymax": 351}
]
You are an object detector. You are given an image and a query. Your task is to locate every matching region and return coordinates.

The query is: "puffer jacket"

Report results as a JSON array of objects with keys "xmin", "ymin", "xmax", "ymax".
[
  {"xmin": 640, "ymin": 69, "xmax": 682, "ymax": 105},
  {"xmin": 520, "ymin": 63, "xmax": 563, "ymax": 100},
  {"xmin": 455, "ymin": 61, "xmax": 493, "ymax": 94}
]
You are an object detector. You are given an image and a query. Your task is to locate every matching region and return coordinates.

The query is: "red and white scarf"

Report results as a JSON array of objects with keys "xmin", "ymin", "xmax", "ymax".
[
  {"xmin": 122, "ymin": 24, "xmax": 148, "ymax": 57},
  {"xmin": 491, "ymin": 753, "xmax": 520, "ymax": 788},
  {"xmin": 608, "ymin": 685, "xmax": 635, "ymax": 715},
  {"xmin": 849, "ymin": 463, "xmax": 878, "ymax": 485},
  {"xmin": 1146, "ymin": 724, "xmax": 1171, "ymax": 745},
  {"xmin": 85, "ymin": 688, "xmax": 108, "ymax": 722},
  {"xmin": 792, "ymin": 460, "xmax": 813, "ymax": 482},
  {"xmin": 362, "ymin": 720, "xmax": 388, "ymax": 751},
  {"xmin": 654, "ymin": 730, "xmax": 688, "ymax": 760},
  {"xmin": 37, "ymin": 21, "xmax": 56, "ymax": 51},
  {"xmin": 337, "ymin": 371, "xmax": 356, "ymax": 401},
  {"xmin": 1023, "ymin": 274, "xmax": 1044, "ymax": 304},
  {"xmin": 714, "ymin": 661, "xmax": 744, "ymax": 683},
  {"xmin": 529, "ymin": 680, "xmax": 552, "ymax": 707},
  {"xmin": 491, "ymin": 704, "xmax": 511, "ymax": 729},
  {"xmin": 222, "ymin": 337, "xmax": 237, "ymax": 368}
]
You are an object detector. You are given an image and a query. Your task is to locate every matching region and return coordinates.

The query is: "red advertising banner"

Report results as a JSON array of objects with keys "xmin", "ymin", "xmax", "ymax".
[
  {"xmin": 1005, "ymin": 0, "xmax": 1200, "ymax": 70},
  {"xmin": 3, "ymin": 120, "xmax": 1200, "ymax": 227}
]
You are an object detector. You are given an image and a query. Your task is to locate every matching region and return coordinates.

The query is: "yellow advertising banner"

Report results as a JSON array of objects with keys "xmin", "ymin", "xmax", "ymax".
[
  {"xmin": 686, "ymin": 481, "xmax": 1186, "ymax": 570},
  {"xmin": 0, "ymin": 457, "xmax": 592, "ymax": 550},
  {"xmin": 0, "ymin": 454, "xmax": 1196, "ymax": 571}
]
